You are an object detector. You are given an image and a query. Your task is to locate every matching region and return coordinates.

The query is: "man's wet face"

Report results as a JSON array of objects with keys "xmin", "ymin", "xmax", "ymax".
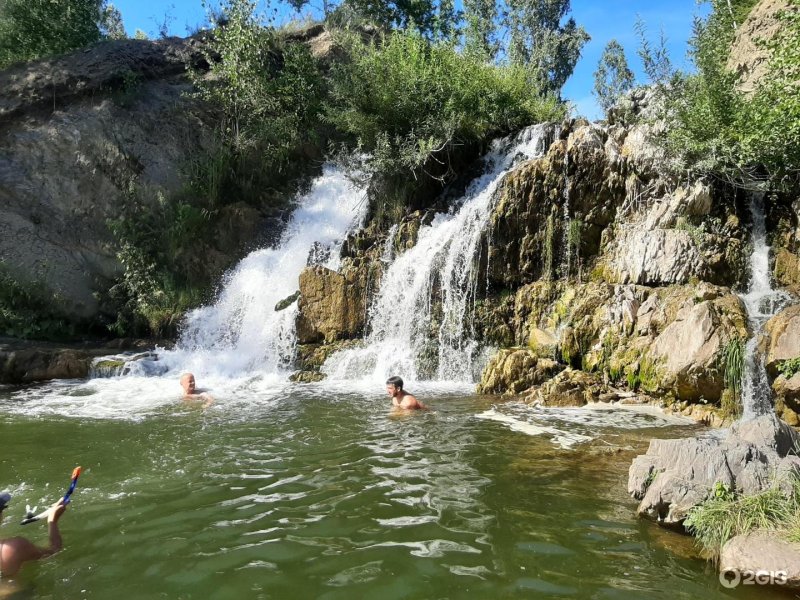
[
  {"xmin": 182, "ymin": 375, "xmax": 196, "ymax": 394},
  {"xmin": 386, "ymin": 384, "xmax": 400, "ymax": 398}
]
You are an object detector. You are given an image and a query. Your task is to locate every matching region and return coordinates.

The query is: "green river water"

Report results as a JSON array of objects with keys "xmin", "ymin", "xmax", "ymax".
[{"xmin": 0, "ymin": 380, "xmax": 786, "ymax": 599}]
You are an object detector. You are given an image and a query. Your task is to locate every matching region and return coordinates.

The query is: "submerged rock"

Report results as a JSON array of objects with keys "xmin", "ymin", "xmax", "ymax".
[{"xmin": 628, "ymin": 415, "xmax": 800, "ymax": 525}]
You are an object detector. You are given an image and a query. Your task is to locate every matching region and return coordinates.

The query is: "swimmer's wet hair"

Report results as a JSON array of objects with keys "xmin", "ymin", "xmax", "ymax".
[{"xmin": 386, "ymin": 376, "xmax": 403, "ymax": 389}]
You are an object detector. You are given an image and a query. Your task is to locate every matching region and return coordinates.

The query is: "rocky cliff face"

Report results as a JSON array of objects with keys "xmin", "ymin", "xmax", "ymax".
[
  {"xmin": 292, "ymin": 109, "xmax": 799, "ymax": 423},
  {"xmin": 0, "ymin": 37, "xmax": 216, "ymax": 319},
  {"xmin": 0, "ymin": 29, "xmax": 334, "ymax": 327}
]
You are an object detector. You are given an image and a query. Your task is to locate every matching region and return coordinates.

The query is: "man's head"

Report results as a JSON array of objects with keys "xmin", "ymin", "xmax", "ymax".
[
  {"xmin": 0, "ymin": 491, "xmax": 11, "ymax": 513},
  {"xmin": 180, "ymin": 373, "xmax": 196, "ymax": 395},
  {"xmin": 386, "ymin": 375, "xmax": 403, "ymax": 398}
]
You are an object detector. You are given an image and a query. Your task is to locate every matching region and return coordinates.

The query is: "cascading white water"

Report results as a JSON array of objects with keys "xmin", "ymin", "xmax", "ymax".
[
  {"xmin": 161, "ymin": 165, "xmax": 368, "ymax": 377},
  {"xmin": 740, "ymin": 192, "xmax": 793, "ymax": 419},
  {"xmin": 323, "ymin": 124, "xmax": 558, "ymax": 384}
]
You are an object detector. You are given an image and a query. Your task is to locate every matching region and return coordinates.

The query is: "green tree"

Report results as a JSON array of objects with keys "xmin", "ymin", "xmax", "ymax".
[
  {"xmin": 463, "ymin": 0, "xmax": 499, "ymax": 60},
  {"xmin": 326, "ymin": 29, "xmax": 563, "ymax": 178},
  {"xmin": 505, "ymin": 0, "xmax": 589, "ymax": 95},
  {"xmin": 593, "ymin": 39, "xmax": 634, "ymax": 116},
  {"xmin": 634, "ymin": 16, "xmax": 674, "ymax": 85},
  {"xmin": 100, "ymin": 3, "xmax": 126, "ymax": 39},
  {"xmin": 189, "ymin": 0, "xmax": 323, "ymax": 188},
  {"xmin": 0, "ymin": 0, "xmax": 104, "ymax": 67}
]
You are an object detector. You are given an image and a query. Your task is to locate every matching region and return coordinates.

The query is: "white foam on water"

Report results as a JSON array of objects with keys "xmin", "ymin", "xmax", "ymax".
[
  {"xmin": 474, "ymin": 403, "xmax": 697, "ymax": 449},
  {"xmin": 476, "ymin": 408, "xmax": 592, "ymax": 449},
  {"xmin": 161, "ymin": 165, "xmax": 369, "ymax": 378}
]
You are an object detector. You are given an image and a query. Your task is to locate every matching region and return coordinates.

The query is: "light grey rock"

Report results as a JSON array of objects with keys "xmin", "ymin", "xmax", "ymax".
[
  {"xmin": 649, "ymin": 301, "xmax": 724, "ymax": 401},
  {"xmin": 611, "ymin": 228, "xmax": 703, "ymax": 286},
  {"xmin": 721, "ymin": 531, "xmax": 800, "ymax": 588},
  {"xmin": 629, "ymin": 415, "xmax": 800, "ymax": 525}
]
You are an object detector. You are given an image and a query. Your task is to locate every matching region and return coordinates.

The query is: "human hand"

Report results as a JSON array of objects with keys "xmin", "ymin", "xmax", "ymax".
[{"xmin": 46, "ymin": 499, "xmax": 67, "ymax": 523}]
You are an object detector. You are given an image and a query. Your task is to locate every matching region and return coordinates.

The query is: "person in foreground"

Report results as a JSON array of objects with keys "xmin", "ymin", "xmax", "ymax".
[
  {"xmin": 0, "ymin": 494, "xmax": 66, "ymax": 579},
  {"xmin": 386, "ymin": 376, "xmax": 427, "ymax": 410},
  {"xmin": 180, "ymin": 373, "xmax": 213, "ymax": 407}
]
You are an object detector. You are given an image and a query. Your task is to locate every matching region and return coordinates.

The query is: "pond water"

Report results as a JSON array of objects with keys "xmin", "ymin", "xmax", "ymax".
[{"xmin": 0, "ymin": 380, "xmax": 777, "ymax": 599}]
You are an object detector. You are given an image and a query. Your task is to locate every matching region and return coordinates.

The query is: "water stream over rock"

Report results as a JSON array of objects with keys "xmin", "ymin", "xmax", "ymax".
[
  {"xmin": 740, "ymin": 192, "xmax": 793, "ymax": 419},
  {"xmin": 323, "ymin": 124, "xmax": 559, "ymax": 384}
]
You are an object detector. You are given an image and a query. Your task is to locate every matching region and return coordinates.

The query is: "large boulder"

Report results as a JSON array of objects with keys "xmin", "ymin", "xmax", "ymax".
[
  {"xmin": 649, "ymin": 298, "xmax": 747, "ymax": 402},
  {"xmin": 628, "ymin": 415, "xmax": 800, "ymax": 525},
  {"xmin": 296, "ymin": 266, "xmax": 367, "ymax": 344},
  {"xmin": 721, "ymin": 531, "xmax": 800, "ymax": 588},
  {"xmin": 526, "ymin": 368, "xmax": 605, "ymax": 407},
  {"xmin": 764, "ymin": 304, "xmax": 800, "ymax": 376},
  {"xmin": 774, "ymin": 373, "xmax": 800, "ymax": 413}
]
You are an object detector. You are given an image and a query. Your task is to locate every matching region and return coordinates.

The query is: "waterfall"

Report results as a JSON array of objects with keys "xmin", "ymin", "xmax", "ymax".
[
  {"xmin": 739, "ymin": 192, "xmax": 792, "ymax": 419},
  {"xmin": 562, "ymin": 151, "xmax": 571, "ymax": 280},
  {"xmin": 161, "ymin": 166, "xmax": 369, "ymax": 377},
  {"xmin": 323, "ymin": 123, "xmax": 558, "ymax": 384}
]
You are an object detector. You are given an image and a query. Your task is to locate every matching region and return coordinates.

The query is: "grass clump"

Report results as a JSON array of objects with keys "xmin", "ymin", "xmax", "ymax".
[
  {"xmin": 685, "ymin": 478, "xmax": 800, "ymax": 558},
  {"xmin": 720, "ymin": 337, "xmax": 745, "ymax": 418}
]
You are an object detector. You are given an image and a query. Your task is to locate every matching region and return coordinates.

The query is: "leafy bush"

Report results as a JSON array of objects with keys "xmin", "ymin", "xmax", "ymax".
[
  {"xmin": 0, "ymin": 0, "xmax": 104, "ymax": 68},
  {"xmin": 325, "ymin": 29, "xmax": 564, "ymax": 179},
  {"xmin": 778, "ymin": 356, "xmax": 800, "ymax": 379},
  {"xmin": 0, "ymin": 262, "xmax": 75, "ymax": 340},
  {"xmin": 658, "ymin": 0, "xmax": 800, "ymax": 187},
  {"xmin": 106, "ymin": 187, "xmax": 210, "ymax": 337},
  {"xmin": 190, "ymin": 1, "xmax": 324, "ymax": 173}
]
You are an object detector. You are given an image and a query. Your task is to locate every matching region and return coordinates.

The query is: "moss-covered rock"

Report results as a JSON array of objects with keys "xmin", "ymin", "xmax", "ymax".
[{"xmin": 476, "ymin": 348, "xmax": 562, "ymax": 395}]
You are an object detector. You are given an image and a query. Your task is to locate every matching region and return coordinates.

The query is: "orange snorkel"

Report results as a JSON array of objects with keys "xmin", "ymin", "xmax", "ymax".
[{"xmin": 20, "ymin": 466, "xmax": 81, "ymax": 525}]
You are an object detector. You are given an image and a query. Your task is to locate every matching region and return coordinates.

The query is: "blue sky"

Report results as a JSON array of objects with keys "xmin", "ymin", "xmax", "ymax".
[{"xmin": 111, "ymin": 0, "xmax": 709, "ymax": 120}]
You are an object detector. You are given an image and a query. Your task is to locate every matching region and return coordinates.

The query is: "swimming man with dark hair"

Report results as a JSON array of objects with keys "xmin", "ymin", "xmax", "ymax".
[{"xmin": 385, "ymin": 376, "xmax": 427, "ymax": 410}]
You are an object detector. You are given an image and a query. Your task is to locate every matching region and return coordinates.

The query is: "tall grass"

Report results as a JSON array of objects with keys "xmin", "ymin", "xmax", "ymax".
[{"xmin": 684, "ymin": 479, "xmax": 800, "ymax": 559}]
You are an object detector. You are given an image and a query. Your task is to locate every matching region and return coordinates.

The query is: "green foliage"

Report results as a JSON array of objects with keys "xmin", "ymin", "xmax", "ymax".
[
  {"xmin": 721, "ymin": 337, "xmax": 745, "ymax": 412},
  {"xmin": 463, "ymin": 0, "xmax": 499, "ymax": 60},
  {"xmin": 326, "ymin": 29, "xmax": 563, "ymax": 179},
  {"xmin": 100, "ymin": 3, "xmax": 126, "ymax": 39},
  {"xmin": 106, "ymin": 187, "xmax": 209, "ymax": 337},
  {"xmin": 634, "ymin": 17, "xmax": 674, "ymax": 86},
  {"xmin": 566, "ymin": 216, "xmax": 582, "ymax": 279},
  {"xmin": 625, "ymin": 353, "xmax": 661, "ymax": 392},
  {"xmin": 0, "ymin": 262, "xmax": 75, "ymax": 340},
  {"xmin": 685, "ymin": 477, "xmax": 800, "ymax": 558},
  {"xmin": 593, "ymin": 39, "xmax": 634, "ymax": 116},
  {"xmin": 188, "ymin": 0, "xmax": 325, "ymax": 203},
  {"xmin": 778, "ymin": 356, "xmax": 800, "ymax": 379},
  {"xmin": 658, "ymin": 0, "xmax": 799, "ymax": 186},
  {"xmin": 737, "ymin": 2, "xmax": 800, "ymax": 180},
  {"xmin": 505, "ymin": 0, "xmax": 589, "ymax": 95},
  {"xmin": 0, "ymin": 0, "xmax": 105, "ymax": 67}
]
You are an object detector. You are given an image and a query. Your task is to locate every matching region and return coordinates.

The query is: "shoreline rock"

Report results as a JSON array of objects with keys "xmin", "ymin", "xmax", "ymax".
[{"xmin": 0, "ymin": 337, "xmax": 161, "ymax": 384}]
